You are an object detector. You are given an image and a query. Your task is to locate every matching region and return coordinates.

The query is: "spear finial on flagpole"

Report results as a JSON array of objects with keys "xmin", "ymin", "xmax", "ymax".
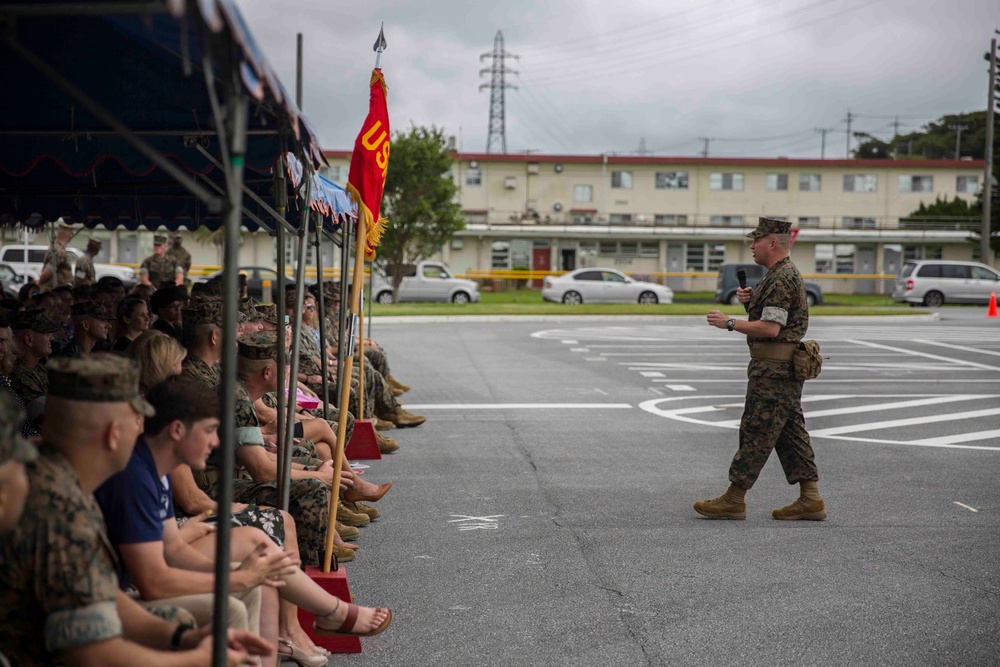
[{"xmin": 373, "ymin": 22, "xmax": 387, "ymax": 68}]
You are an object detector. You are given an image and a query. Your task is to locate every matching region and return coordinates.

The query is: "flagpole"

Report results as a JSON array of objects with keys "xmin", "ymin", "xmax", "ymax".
[{"xmin": 323, "ymin": 24, "xmax": 387, "ymax": 573}]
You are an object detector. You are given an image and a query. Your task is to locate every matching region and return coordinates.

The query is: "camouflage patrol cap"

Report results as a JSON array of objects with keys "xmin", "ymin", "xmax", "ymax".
[
  {"xmin": 239, "ymin": 298, "xmax": 266, "ymax": 322},
  {"xmin": 0, "ymin": 392, "xmax": 36, "ymax": 465},
  {"xmin": 47, "ymin": 354, "xmax": 155, "ymax": 416},
  {"xmin": 237, "ymin": 331, "xmax": 280, "ymax": 361},
  {"xmin": 182, "ymin": 299, "xmax": 225, "ymax": 327},
  {"xmin": 746, "ymin": 217, "xmax": 793, "ymax": 240},
  {"xmin": 71, "ymin": 300, "xmax": 116, "ymax": 321},
  {"xmin": 9, "ymin": 308, "xmax": 60, "ymax": 334},
  {"xmin": 86, "ymin": 237, "xmax": 102, "ymax": 249},
  {"xmin": 256, "ymin": 303, "xmax": 280, "ymax": 325},
  {"xmin": 153, "ymin": 234, "xmax": 167, "ymax": 245}
]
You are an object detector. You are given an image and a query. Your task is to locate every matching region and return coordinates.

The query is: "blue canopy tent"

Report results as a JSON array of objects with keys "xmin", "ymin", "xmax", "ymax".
[{"xmin": 0, "ymin": 2, "xmax": 353, "ymax": 662}]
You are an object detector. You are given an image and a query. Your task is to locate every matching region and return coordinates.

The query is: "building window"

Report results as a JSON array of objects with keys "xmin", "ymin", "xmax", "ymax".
[
  {"xmin": 490, "ymin": 241, "xmax": 510, "ymax": 269},
  {"xmin": 709, "ymin": 172, "xmax": 744, "ymax": 191},
  {"xmin": 638, "ymin": 242, "xmax": 659, "ymax": 258},
  {"xmin": 843, "ymin": 174, "xmax": 878, "ymax": 193},
  {"xmin": 842, "ymin": 217, "xmax": 877, "ymax": 229},
  {"xmin": 709, "ymin": 215, "xmax": 744, "ymax": 226},
  {"xmin": 570, "ymin": 213, "xmax": 594, "ymax": 224},
  {"xmin": 903, "ymin": 245, "xmax": 943, "ymax": 262},
  {"xmin": 611, "ymin": 171, "xmax": 633, "ymax": 189},
  {"xmin": 655, "ymin": 171, "xmax": 689, "ymax": 189},
  {"xmin": 898, "ymin": 175, "xmax": 933, "ymax": 193},
  {"xmin": 573, "ymin": 184, "xmax": 593, "ymax": 202},
  {"xmin": 799, "ymin": 174, "xmax": 821, "ymax": 192},
  {"xmin": 319, "ymin": 165, "xmax": 342, "ymax": 182},
  {"xmin": 284, "ymin": 236, "xmax": 316, "ymax": 266},
  {"xmin": 766, "ymin": 173, "xmax": 789, "ymax": 192},
  {"xmin": 798, "ymin": 216, "xmax": 821, "ymax": 228},
  {"xmin": 618, "ymin": 242, "xmax": 638, "ymax": 257},
  {"xmin": 599, "ymin": 241, "xmax": 618, "ymax": 255},
  {"xmin": 463, "ymin": 211, "xmax": 487, "ymax": 223},
  {"xmin": 609, "ymin": 214, "xmax": 633, "ymax": 225},
  {"xmin": 815, "ymin": 244, "xmax": 856, "ymax": 274},
  {"xmin": 685, "ymin": 243, "xmax": 726, "ymax": 271},
  {"xmin": 578, "ymin": 241, "xmax": 598, "ymax": 257},
  {"xmin": 465, "ymin": 168, "xmax": 482, "ymax": 186},
  {"xmin": 956, "ymin": 176, "xmax": 979, "ymax": 194},
  {"xmin": 654, "ymin": 214, "xmax": 688, "ymax": 226}
]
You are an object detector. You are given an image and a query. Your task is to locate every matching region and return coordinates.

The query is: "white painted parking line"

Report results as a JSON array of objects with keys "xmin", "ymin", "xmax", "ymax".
[
  {"xmin": 404, "ymin": 403, "xmax": 634, "ymax": 409},
  {"xmin": 953, "ymin": 502, "xmax": 979, "ymax": 512},
  {"xmin": 664, "ymin": 385, "xmax": 696, "ymax": 391},
  {"xmin": 639, "ymin": 371, "xmax": 665, "ymax": 377},
  {"xmin": 561, "ymin": 340, "xmax": 578, "ymax": 344},
  {"xmin": 810, "ymin": 407, "xmax": 1000, "ymax": 437},
  {"xmin": 585, "ymin": 357, "xmax": 607, "ymax": 362},
  {"xmin": 915, "ymin": 340, "xmax": 1000, "ymax": 358},
  {"xmin": 849, "ymin": 339, "xmax": 1000, "ymax": 372},
  {"xmin": 570, "ymin": 347, "xmax": 590, "ymax": 352},
  {"xmin": 914, "ymin": 430, "xmax": 1000, "ymax": 447}
]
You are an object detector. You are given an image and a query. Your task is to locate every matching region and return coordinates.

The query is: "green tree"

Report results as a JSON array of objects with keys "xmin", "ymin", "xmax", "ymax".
[{"xmin": 376, "ymin": 125, "xmax": 464, "ymax": 302}]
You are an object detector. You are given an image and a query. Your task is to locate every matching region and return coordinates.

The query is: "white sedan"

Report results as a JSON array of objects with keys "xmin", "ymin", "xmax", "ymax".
[{"xmin": 541, "ymin": 268, "xmax": 673, "ymax": 304}]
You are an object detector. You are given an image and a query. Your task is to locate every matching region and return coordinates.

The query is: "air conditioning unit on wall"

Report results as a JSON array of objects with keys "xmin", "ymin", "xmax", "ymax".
[{"xmin": 504, "ymin": 176, "xmax": 516, "ymax": 190}]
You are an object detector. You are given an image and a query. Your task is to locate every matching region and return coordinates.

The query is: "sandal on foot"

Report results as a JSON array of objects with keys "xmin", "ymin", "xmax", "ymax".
[
  {"xmin": 277, "ymin": 638, "xmax": 328, "ymax": 667},
  {"xmin": 313, "ymin": 603, "xmax": 393, "ymax": 638}
]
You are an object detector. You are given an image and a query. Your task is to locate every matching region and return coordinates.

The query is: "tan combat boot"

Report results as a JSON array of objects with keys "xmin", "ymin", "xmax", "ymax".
[
  {"xmin": 772, "ymin": 481, "xmax": 827, "ymax": 521},
  {"xmin": 693, "ymin": 484, "xmax": 747, "ymax": 520},
  {"xmin": 331, "ymin": 542, "xmax": 356, "ymax": 563},
  {"xmin": 345, "ymin": 499, "xmax": 380, "ymax": 521},
  {"xmin": 387, "ymin": 405, "xmax": 425, "ymax": 428},
  {"xmin": 374, "ymin": 416, "xmax": 395, "ymax": 431},
  {"xmin": 337, "ymin": 501, "xmax": 371, "ymax": 527},
  {"xmin": 390, "ymin": 386, "xmax": 405, "ymax": 398},
  {"xmin": 387, "ymin": 375, "xmax": 410, "ymax": 393},
  {"xmin": 375, "ymin": 431, "xmax": 400, "ymax": 454},
  {"xmin": 336, "ymin": 521, "xmax": 361, "ymax": 541}
]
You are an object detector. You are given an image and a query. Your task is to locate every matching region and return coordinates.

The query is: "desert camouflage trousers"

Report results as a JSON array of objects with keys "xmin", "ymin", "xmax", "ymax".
[
  {"xmin": 729, "ymin": 359, "xmax": 819, "ymax": 490},
  {"xmin": 232, "ymin": 477, "xmax": 330, "ymax": 567},
  {"xmin": 364, "ymin": 346, "xmax": 390, "ymax": 378}
]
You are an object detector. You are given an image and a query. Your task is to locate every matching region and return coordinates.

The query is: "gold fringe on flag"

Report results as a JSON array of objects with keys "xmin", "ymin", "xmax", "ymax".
[
  {"xmin": 346, "ymin": 182, "xmax": 388, "ymax": 260},
  {"xmin": 370, "ymin": 69, "xmax": 388, "ymax": 98}
]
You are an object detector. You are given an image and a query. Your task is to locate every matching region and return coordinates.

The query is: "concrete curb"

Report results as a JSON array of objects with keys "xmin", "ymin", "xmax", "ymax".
[{"xmin": 369, "ymin": 313, "xmax": 942, "ymax": 325}]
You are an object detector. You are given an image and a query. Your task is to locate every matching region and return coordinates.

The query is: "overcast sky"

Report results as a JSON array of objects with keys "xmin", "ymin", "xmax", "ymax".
[{"xmin": 237, "ymin": 0, "xmax": 998, "ymax": 159}]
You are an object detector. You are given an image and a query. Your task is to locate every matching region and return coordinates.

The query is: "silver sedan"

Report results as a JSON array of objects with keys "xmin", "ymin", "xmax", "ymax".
[{"xmin": 541, "ymin": 268, "xmax": 674, "ymax": 304}]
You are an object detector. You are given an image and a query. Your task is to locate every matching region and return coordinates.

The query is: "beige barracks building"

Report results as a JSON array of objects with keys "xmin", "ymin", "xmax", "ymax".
[{"xmin": 324, "ymin": 150, "xmax": 989, "ymax": 294}]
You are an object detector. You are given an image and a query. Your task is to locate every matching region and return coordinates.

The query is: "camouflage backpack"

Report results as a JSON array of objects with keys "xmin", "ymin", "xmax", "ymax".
[{"xmin": 793, "ymin": 340, "xmax": 823, "ymax": 381}]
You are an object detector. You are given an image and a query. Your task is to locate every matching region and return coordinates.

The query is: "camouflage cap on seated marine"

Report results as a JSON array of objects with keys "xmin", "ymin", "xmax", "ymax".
[
  {"xmin": 183, "ymin": 298, "xmax": 226, "ymax": 327},
  {"xmin": 746, "ymin": 217, "xmax": 793, "ymax": 240},
  {"xmin": 47, "ymin": 354, "xmax": 155, "ymax": 417},
  {"xmin": 255, "ymin": 303, "xmax": 281, "ymax": 325},
  {"xmin": 9, "ymin": 308, "xmax": 61, "ymax": 334},
  {"xmin": 239, "ymin": 297, "xmax": 266, "ymax": 322},
  {"xmin": 0, "ymin": 392, "xmax": 37, "ymax": 465},
  {"xmin": 70, "ymin": 300, "xmax": 116, "ymax": 321},
  {"xmin": 237, "ymin": 330, "xmax": 281, "ymax": 361}
]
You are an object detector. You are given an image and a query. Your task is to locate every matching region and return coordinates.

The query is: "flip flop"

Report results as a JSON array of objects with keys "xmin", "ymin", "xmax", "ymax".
[{"xmin": 313, "ymin": 603, "xmax": 393, "ymax": 638}]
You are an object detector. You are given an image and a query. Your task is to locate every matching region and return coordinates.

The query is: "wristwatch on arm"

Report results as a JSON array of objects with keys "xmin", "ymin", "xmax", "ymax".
[{"xmin": 727, "ymin": 318, "xmax": 736, "ymax": 332}]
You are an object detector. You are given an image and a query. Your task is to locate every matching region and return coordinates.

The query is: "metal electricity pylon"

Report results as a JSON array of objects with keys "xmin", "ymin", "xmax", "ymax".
[{"xmin": 479, "ymin": 30, "xmax": 518, "ymax": 154}]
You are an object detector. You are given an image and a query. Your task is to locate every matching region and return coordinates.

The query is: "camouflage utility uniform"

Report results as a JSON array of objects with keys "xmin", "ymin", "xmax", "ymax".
[
  {"xmin": 140, "ymin": 254, "xmax": 179, "ymax": 287},
  {"xmin": 730, "ymin": 256, "xmax": 818, "ymax": 489},
  {"xmin": 194, "ymin": 379, "xmax": 331, "ymax": 567},
  {"xmin": 40, "ymin": 241, "xmax": 73, "ymax": 291},
  {"xmin": 166, "ymin": 245, "xmax": 191, "ymax": 281},
  {"xmin": 0, "ymin": 446, "xmax": 126, "ymax": 666},
  {"xmin": 10, "ymin": 358, "xmax": 47, "ymax": 426},
  {"xmin": 180, "ymin": 354, "xmax": 222, "ymax": 388},
  {"xmin": 74, "ymin": 252, "xmax": 96, "ymax": 287}
]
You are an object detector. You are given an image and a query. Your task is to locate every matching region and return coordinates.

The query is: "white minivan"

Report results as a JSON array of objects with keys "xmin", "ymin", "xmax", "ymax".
[
  {"xmin": 892, "ymin": 260, "xmax": 1000, "ymax": 307},
  {"xmin": 0, "ymin": 244, "xmax": 137, "ymax": 287}
]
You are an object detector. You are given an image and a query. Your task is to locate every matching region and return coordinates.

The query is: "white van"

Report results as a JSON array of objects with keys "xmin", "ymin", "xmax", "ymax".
[
  {"xmin": 0, "ymin": 245, "xmax": 137, "ymax": 287},
  {"xmin": 891, "ymin": 260, "xmax": 1000, "ymax": 307}
]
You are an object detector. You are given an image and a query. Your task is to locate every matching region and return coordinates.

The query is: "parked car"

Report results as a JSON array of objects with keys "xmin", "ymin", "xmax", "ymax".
[
  {"xmin": 541, "ymin": 268, "xmax": 674, "ymax": 304},
  {"xmin": 197, "ymin": 266, "xmax": 309, "ymax": 302},
  {"xmin": 373, "ymin": 262, "xmax": 480, "ymax": 304},
  {"xmin": 0, "ymin": 244, "xmax": 137, "ymax": 287},
  {"xmin": 715, "ymin": 262, "xmax": 823, "ymax": 307},
  {"xmin": 891, "ymin": 260, "xmax": 1000, "ymax": 307},
  {"xmin": 0, "ymin": 262, "xmax": 26, "ymax": 298}
]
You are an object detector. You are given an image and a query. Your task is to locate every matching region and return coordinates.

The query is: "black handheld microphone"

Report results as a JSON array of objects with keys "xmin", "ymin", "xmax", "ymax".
[{"xmin": 737, "ymin": 269, "xmax": 747, "ymax": 289}]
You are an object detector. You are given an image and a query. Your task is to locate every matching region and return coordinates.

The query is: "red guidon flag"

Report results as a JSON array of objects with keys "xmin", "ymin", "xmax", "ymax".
[{"xmin": 346, "ymin": 69, "xmax": 390, "ymax": 260}]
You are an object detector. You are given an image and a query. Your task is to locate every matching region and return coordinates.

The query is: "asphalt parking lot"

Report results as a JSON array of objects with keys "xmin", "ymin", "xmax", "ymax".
[{"xmin": 339, "ymin": 311, "xmax": 1000, "ymax": 666}]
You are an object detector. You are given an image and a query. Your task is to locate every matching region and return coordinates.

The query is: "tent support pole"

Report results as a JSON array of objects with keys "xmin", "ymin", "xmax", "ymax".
[
  {"xmin": 335, "ymin": 223, "xmax": 350, "ymax": 413},
  {"xmin": 275, "ymin": 157, "xmax": 289, "ymax": 509},
  {"xmin": 203, "ymin": 49, "xmax": 247, "ymax": 667},
  {"xmin": 315, "ymin": 225, "xmax": 330, "ymax": 420}
]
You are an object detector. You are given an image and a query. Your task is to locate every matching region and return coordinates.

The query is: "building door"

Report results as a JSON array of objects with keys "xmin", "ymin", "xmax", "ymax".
[
  {"xmin": 531, "ymin": 247, "xmax": 551, "ymax": 288},
  {"xmin": 666, "ymin": 243, "xmax": 685, "ymax": 291},
  {"xmin": 561, "ymin": 248, "xmax": 576, "ymax": 272},
  {"xmin": 855, "ymin": 245, "xmax": 876, "ymax": 294}
]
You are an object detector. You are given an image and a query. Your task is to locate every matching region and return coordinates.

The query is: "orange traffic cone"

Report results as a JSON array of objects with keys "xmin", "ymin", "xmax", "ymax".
[{"xmin": 989, "ymin": 291, "xmax": 999, "ymax": 318}]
